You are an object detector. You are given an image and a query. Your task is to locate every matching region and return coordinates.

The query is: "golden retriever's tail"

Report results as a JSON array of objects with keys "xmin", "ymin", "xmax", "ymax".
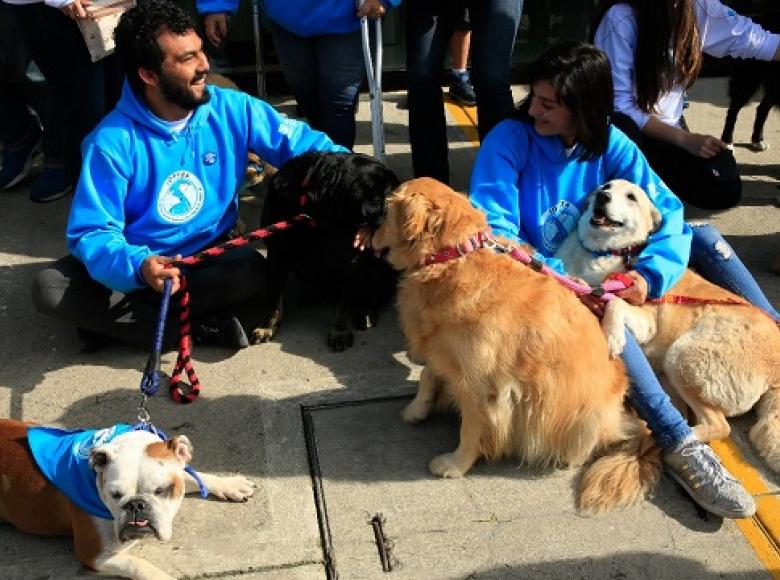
[
  {"xmin": 578, "ymin": 420, "xmax": 662, "ymax": 513},
  {"xmin": 749, "ymin": 387, "xmax": 780, "ymax": 472}
]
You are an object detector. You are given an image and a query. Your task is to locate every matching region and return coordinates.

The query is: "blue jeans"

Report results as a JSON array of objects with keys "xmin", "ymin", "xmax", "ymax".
[
  {"xmin": 268, "ymin": 21, "xmax": 365, "ymax": 150},
  {"xmin": 406, "ymin": 0, "xmax": 524, "ymax": 184},
  {"xmin": 624, "ymin": 222, "xmax": 778, "ymax": 450}
]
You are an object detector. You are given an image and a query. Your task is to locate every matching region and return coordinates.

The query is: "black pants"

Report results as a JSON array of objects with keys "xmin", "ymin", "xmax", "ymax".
[
  {"xmin": 406, "ymin": 0, "xmax": 524, "ymax": 184},
  {"xmin": 9, "ymin": 3, "xmax": 122, "ymax": 181},
  {"xmin": 611, "ymin": 112, "xmax": 742, "ymax": 211},
  {"xmin": 32, "ymin": 249, "xmax": 268, "ymax": 350}
]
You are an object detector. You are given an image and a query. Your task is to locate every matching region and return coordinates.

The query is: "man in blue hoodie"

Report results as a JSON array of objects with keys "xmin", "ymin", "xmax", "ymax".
[{"xmin": 32, "ymin": 1, "xmax": 346, "ymax": 351}]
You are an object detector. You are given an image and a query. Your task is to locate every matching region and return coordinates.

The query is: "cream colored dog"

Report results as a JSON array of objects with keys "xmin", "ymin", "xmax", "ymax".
[
  {"xmin": 557, "ymin": 179, "xmax": 780, "ymax": 473},
  {"xmin": 373, "ymin": 178, "xmax": 662, "ymax": 512}
]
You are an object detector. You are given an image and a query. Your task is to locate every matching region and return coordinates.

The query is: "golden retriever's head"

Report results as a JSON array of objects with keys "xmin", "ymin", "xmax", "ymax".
[
  {"xmin": 578, "ymin": 179, "xmax": 661, "ymax": 252},
  {"xmin": 372, "ymin": 178, "xmax": 488, "ymax": 270}
]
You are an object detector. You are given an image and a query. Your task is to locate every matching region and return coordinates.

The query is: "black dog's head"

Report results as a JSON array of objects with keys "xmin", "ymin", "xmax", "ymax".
[{"xmin": 262, "ymin": 152, "xmax": 399, "ymax": 232}]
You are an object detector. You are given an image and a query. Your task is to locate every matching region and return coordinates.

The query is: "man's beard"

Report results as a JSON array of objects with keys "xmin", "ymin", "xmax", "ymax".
[{"xmin": 159, "ymin": 72, "xmax": 211, "ymax": 110}]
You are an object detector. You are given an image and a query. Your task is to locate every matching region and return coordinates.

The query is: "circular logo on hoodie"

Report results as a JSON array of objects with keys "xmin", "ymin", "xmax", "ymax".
[
  {"xmin": 157, "ymin": 171, "xmax": 205, "ymax": 224},
  {"xmin": 540, "ymin": 200, "xmax": 580, "ymax": 253}
]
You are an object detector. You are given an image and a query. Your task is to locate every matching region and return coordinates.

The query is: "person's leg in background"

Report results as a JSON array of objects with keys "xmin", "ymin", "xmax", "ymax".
[
  {"xmin": 315, "ymin": 30, "xmax": 365, "ymax": 150},
  {"xmin": 0, "ymin": 2, "xmax": 44, "ymax": 191},
  {"xmin": 688, "ymin": 221, "xmax": 779, "ymax": 319},
  {"xmin": 447, "ymin": 11, "xmax": 476, "ymax": 106},
  {"xmin": 406, "ymin": 0, "xmax": 462, "ymax": 184},
  {"xmin": 467, "ymin": 0, "xmax": 524, "ymax": 140},
  {"xmin": 12, "ymin": 3, "xmax": 120, "ymax": 203},
  {"xmin": 268, "ymin": 21, "xmax": 323, "ymax": 135}
]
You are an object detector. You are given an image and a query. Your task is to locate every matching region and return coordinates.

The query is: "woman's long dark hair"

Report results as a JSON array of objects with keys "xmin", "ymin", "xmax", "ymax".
[
  {"xmin": 516, "ymin": 42, "xmax": 613, "ymax": 160},
  {"xmin": 592, "ymin": 0, "xmax": 702, "ymax": 113}
]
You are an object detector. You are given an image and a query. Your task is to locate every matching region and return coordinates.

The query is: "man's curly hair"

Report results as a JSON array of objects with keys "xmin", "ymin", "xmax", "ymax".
[{"xmin": 114, "ymin": 1, "xmax": 197, "ymax": 95}]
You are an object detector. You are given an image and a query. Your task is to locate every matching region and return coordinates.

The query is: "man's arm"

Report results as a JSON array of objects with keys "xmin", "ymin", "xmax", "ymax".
[{"xmin": 66, "ymin": 145, "xmax": 156, "ymax": 293}]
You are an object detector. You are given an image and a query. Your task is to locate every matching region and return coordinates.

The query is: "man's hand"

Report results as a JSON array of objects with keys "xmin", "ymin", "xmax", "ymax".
[
  {"xmin": 61, "ymin": 0, "xmax": 93, "ymax": 20},
  {"xmin": 356, "ymin": 0, "xmax": 386, "ymax": 19},
  {"xmin": 204, "ymin": 13, "xmax": 229, "ymax": 47},
  {"xmin": 141, "ymin": 256, "xmax": 181, "ymax": 294},
  {"xmin": 615, "ymin": 270, "xmax": 648, "ymax": 305}
]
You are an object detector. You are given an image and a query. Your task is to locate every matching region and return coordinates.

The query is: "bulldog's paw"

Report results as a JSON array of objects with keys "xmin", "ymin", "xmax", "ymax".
[
  {"xmin": 326, "ymin": 326, "xmax": 354, "ymax": 352},
  {"xmin": 429, "ymin": 453, "xmax": 466, "ymax": 478},
  {"xmin": 401, "ymin": 399, "xmax": 431, "ymax": 424},
  {"xmin": 209, "ymin": 476, "xmax": 257, "ymax": 502}
]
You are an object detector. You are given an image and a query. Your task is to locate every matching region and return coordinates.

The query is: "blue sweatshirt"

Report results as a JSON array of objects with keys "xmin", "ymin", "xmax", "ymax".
[
  {"xmin": 67, "ymin": 83, "xmax": 346, "ymax": 293},
  {"xmin": 197, "ymin": 0, "xmax": 402, "ymax": 38},
  {"xmin": 469, "ymin": 120, "xmax": 691, "ymax": 298}
]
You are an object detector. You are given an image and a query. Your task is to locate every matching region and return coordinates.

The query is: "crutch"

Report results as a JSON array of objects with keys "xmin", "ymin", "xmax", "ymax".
[
  {"xmin": 358, "ymin": 1, "xmax": 386, "ymax": 163},
  {"xmin": 251, "ymin": 0, "xmax": 266, "ymax": 98}
]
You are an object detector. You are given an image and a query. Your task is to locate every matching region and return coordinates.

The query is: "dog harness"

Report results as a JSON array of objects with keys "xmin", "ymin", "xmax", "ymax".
[{"xmin": 28, "ymin": 424, "xmax": 135, "ymax": 519}]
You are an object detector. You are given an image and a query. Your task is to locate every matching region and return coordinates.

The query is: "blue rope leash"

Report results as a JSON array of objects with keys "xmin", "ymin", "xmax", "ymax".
[{"xmin": 139, "ymin": 278, "xmax": 173, "ymax": 399}]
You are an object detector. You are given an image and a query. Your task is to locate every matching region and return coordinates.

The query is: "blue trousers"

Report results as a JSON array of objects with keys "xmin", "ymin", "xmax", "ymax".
[
  {"xmin": 268, "ymin": 21, "xmax": 365, "ymax": 151},
  {"xmin": 624, "ymin": 222, "xmax": 778, "ymax": 450},
  {"xmin": 406, "ymin": 0, "xmax": 524, "ymax": 184}
]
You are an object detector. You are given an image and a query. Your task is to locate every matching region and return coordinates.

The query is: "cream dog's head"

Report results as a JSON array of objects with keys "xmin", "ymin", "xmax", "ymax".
[
  {"xmin": 578, "ymin": 179, "xmax": 661, "ymax": 252},
  {"xmin": 90, "ymin": 430, "xmax": 192, "ymax": 543}
]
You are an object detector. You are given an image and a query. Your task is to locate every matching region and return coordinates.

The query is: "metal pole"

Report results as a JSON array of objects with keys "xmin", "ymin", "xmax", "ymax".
[{"xmin": 251, "ymin": 0, "xmax": 265, "ymax": 98}]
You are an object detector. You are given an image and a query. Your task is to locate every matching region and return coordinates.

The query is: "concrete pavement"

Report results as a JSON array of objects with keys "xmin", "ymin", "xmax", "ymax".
[{"xmin": 0, "ymin": 77, "xmax": 778, "ymax": 579}]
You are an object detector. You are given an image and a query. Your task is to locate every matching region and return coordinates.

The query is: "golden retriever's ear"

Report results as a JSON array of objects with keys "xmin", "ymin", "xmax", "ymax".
[
  {"xmin": 399, "ymin": 188, "xmax": 444, "ymax": 243},
  {"xmin": 650, "ymin": 205, "xmax": 662, "ymax": 233}
]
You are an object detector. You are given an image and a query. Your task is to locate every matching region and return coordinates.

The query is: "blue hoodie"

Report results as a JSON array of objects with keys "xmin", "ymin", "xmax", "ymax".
[
  {"xmin": 469, "ymin": 119, "xmax": 691, "ymax": 299},
  {"xmin": 67, "ymin": 83, "xmax": 346, "ymax": 293},
  {"xmin": 196, "ymin": 0, "xmax": 402, "ymax": 38},
  {"xmin": 28, "ymin": 424, "xmax": 135, "ymax": 520}
]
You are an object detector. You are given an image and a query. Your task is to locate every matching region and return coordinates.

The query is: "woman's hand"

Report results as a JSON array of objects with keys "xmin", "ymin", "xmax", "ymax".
[
  {"xmin": 682, "ymin": 132, "xmax": 727, "ymax": 159},
  {"xmin": 356, "ymin": 0, "xmax": 386, "ymax": 19},
  {"xmin": 203, "ymin": 13, "xmax": 229, "ymax": 47},
  {"xmin": 615, "ymin": 270, "xmax": 648, "ymax": 305},
  {"xmin": 141, "ymin": 255, "xmax": 181, "ymax": 294}
]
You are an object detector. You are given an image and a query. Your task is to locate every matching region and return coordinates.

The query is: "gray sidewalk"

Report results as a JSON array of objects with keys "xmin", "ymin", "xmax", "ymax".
[{"xmin": 0, "ymin": 77, "xmax": 778, "ymax": 579}]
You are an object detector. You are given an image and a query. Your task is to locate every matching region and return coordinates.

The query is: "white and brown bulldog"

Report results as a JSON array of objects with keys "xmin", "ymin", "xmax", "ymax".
[{"xmin": 0, "ymin": 419, "xmax": 255, "ymax": 580}]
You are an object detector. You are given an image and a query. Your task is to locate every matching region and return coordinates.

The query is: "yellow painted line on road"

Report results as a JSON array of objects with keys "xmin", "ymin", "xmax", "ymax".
[
  {"xmin": 712, "ymin": 439, "xmax": 780, "ymax": 578},
  {"xmin": 444, "ymin": 98, "xmax": 479, "ymax": 146},
  {"xmin": 444, "ymin": 100, "xmax": 780, "ymax": 578}
]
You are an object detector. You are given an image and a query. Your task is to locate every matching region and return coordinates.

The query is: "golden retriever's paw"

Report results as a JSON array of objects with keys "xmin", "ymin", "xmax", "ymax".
[
  {"xmin": 605, "ymin": 329, "xmax": 626, "ymax": 358},
  {"xmin": 401, "ymin": 399, "xmax": 431, "ymax": 424},
  {"xmin": 207, "ymin": 476, "xmax": 257, "ymax": 502},
  {"xmin": 250, "ymin": 327, "xmax": 275, "ymax": 344},
  {"xmin": 429, "ymin": 453, "xmax": 467, "ymax": 478}
]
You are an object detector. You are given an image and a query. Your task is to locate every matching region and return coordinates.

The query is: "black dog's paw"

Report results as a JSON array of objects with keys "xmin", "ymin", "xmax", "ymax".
[{"xmin": 327, "ymin": 325, "xmax": 355, "ymax": 352}]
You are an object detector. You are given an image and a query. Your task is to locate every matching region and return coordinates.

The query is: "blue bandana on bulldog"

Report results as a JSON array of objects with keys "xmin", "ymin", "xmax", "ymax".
[{"xmin": 28, "ymin": 424, "xmax": 134, "ymax": 520}]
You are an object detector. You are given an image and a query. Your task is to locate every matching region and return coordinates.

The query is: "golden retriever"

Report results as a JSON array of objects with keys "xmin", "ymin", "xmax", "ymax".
[
  {"xmin": 557, "ymin": 179, "xmax": 780, "ymax": 473},
  {"xmin": 372, "ymin": 178, "xmax": 662, "ymax": 512}
]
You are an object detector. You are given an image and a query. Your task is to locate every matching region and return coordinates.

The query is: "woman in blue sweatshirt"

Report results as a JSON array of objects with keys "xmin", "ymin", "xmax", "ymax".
[
  {"xmin": 197, "ymin": 0, "xmax": 401, "ymax": 150},
  {"xmin": 471, "ymin": 42, "xmax": 777, "ymax": 520}
]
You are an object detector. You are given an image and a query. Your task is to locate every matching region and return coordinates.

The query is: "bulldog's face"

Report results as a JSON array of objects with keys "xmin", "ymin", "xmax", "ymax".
[
  {"xmin": 578, "ymin": 179, "xmax": 661, "ymax": 252},
  {"xmin": 90, "ymin": 431, "xmax": 192, "ymax": 543}
]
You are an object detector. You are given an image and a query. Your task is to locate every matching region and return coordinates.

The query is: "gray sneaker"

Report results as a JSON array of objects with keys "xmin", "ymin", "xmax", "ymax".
[{"xmin": 664, "ymin": 440, "xmax": 756, "ymax": 519}]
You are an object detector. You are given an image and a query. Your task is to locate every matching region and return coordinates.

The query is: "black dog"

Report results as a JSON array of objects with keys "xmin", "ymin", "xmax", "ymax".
[
  {"xmin": 720, "ymin": 7, "xmax": 780, "ymax": 151},
  {"xmin": 254, "ymin": 152, "xmax": 400, "ymax": 351}
]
